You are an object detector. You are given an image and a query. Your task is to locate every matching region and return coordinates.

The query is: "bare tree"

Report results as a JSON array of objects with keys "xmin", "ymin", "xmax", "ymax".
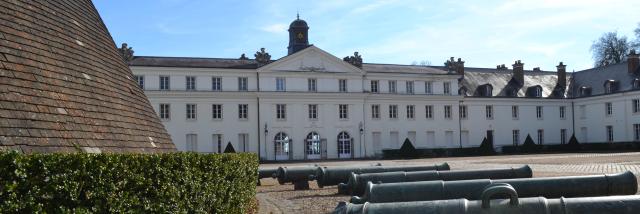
[
  {"xmin": 590, "ymin": 31, "xmax": 630, "ymax": 67},
  {"xmin": 633, "ymin": 23, "xmax": 640, "ymax": 49}
]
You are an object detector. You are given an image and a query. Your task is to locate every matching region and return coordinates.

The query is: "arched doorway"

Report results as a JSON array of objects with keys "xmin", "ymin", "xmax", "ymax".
[
  {"xmin": 274, "ymin": 132, "xmax": 290, "ymax": 160},
  {"xmin": 306, "ymin": 132, "xmax": 321, "ymax": 159},
  {"xmin": 337, "ymin": 131, "xmax": 352, "ymax": 159}
]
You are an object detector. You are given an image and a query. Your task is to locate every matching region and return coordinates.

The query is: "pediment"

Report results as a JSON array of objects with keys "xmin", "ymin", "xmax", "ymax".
[{"xmin": 258, "ymin": 46, "xmax": 363, "ymax": 74}]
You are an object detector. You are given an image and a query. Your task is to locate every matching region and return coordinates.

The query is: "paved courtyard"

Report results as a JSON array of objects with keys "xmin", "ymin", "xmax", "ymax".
[{"xmin": 256, "ymin": 152, "xmax": 640, "ymax": 214}]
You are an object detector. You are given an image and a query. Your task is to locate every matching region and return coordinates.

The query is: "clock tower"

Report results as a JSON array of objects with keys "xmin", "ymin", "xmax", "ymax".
[{"xmin": 287, "ymin": 14, "xmax": 310, "ymax": 55}]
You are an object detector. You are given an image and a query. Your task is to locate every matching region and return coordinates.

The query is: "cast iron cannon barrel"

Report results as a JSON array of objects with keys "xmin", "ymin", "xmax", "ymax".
[
  {"xmin": 314, "ymin": 162, "xmax": 449, "ymax": 188},
  {"xmin": 341, "ymin": 165, "xmax": 532, "ymax": 196},
  {"xmin": 275, "ymin": 165, "xmax": 319, "ymax": 185},
  {"xmin": 350, "ymin": 171, "xmax": 637, "ymax": 204},
  {"xmin": 258, "ymin": 168, "xmax": 278, "ymax": 179},
  {"xmin": 335, "ymin": 184, "xmax": 640, "ymax": 214}
]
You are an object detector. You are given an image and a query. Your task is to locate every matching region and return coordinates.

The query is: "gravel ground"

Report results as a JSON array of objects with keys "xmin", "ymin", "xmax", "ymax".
[{"xmin": 256, "ymin": 152, "xmax": 640, "ymax": 214}]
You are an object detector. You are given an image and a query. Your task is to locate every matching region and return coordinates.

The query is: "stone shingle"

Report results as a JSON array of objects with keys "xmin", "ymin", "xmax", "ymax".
[{"xmin": 0, "ymin": 0, "xmax": 175, "ymax": 153}]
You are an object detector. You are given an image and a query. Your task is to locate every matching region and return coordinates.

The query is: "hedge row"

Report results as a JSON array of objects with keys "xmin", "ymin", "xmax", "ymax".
[{"xmin": 0, "ymin": 151, "xmax": 258, "ymax": 213}]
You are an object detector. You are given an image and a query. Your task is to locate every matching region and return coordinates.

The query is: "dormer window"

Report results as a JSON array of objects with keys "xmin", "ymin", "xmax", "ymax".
[
  {"xmin": 579, "ymin": 86, "xmax": 592, "ymax": 97},
  {"xmin": 633, "ymin": 79, "xmax": 640, "ymax": 90},
  {"xmin": 526, "ymin": 85, "xmax": 543, "ymax": 98},
  {"xmin": 604, "ymin": 80, "xmax": 619, "ymax": 94},
  {"xmin": 476, "ymin": 84, "xmax": 492, "ymax": 97}
]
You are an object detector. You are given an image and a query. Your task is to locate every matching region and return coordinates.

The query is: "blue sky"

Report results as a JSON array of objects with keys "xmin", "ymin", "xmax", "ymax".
[{"xmin": 94, "ymin": 0, "xmax": 640, "ymax": 71}]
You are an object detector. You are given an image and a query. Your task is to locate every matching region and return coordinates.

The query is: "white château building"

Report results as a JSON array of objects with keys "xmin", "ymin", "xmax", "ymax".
[{"xmin": 126, "ymin": 17, "xmax": 640, "ymax": 161}]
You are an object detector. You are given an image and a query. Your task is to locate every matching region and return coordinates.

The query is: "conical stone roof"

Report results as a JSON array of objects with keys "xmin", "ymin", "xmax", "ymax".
[{"xmin": 0, "ymin": 0, "xmax": 176, "ymax": 153}]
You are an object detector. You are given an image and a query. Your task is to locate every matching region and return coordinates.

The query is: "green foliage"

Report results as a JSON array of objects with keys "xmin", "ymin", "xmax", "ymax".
[
  {"xmin": 0, "ymin": 151, "xmax": 258, "ymax": 214},
  {"xmin": 521, "ymin": 134, "xmax": 540, "ymax": 153},
  {"xmin": 224, "ymin": 143, "xmax": 236, "ymax": 153},
  {"xmin": 478, "ymin": 137, "xmax": 496, "ymax": 155},
  {"xmin": 398, "ymin": 138, "xmax": 419, "ymax": 159}
]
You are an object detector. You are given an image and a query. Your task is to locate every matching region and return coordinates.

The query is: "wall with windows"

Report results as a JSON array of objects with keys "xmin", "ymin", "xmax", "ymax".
[
  {"xmin": 574, "ymin": 91, "xmax": 640, "ymax": 143},
  {"xmin": 131, "ymin": 64, "xmax": 640, "ymax": 161}
]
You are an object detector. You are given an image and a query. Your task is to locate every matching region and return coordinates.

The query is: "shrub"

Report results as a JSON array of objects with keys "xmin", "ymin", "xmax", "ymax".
[
  {"xmin": 478, "ymin": 137, "xmax": 496, "ymax": 155},
  {"xmin": 521, "ymin": 134, "xmax": 541, "ymax": 153},
  {"xmin": 0, "ymin": 151, "xmax": 258, "ymax": 213}
]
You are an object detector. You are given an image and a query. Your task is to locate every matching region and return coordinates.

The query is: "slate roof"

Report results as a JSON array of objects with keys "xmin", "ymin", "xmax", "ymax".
[
  {"xmin": 0, "ymin": 0, "xmax": 176, "ymax": 153},
  {"xmin": 459, "ymin": 68, "xmax": 569, "ymax": 98},
  {"xmin": 128, "ymin": 56, "xmax": 261, "ymax": 69},
  {"xmin": 569, "ymin": 62, "xmax": 640, "ymax": 97},
  {"xmin": 362, "ymin": 63, "xmax": 451, "ymax": 75}
]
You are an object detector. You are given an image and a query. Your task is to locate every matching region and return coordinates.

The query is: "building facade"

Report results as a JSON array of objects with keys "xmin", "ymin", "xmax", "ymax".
[{"xmin": 127, "ymin": 17, "xmax": 640, "ymax": 160}]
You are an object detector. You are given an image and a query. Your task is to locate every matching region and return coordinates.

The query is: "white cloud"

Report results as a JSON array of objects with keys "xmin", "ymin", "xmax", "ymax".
[{"xmin": 260, "ymin": 23, "xmax": 287, "ymax": 34}]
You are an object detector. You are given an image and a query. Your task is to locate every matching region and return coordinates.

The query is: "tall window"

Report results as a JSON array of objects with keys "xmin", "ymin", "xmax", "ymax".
[
  {"xmin": 406, "ymin": 81, "xmax": 414, "ymax": 94},
  {"xmin": 512, "ymin": 130, "xmax": 519, "ymax": 146},
  {"xmin": 339, "ymin": 79, "xmax": 347, "ymax": 92},
  {"xmin": 370, "ymin": 80, "xmax": 379, "ymax": 93},
  {"xmin": 276, "ymin": 104, "xmax": 286, "ymax": 119},
  {"xmin": 308, "ymin": 104, "xmax": 318, "ymax": 120},
  {"xmin": 337, "ymin": 132, "xmax": 352, "ymax": 157},
  {"xmin": 443, "ymin": 82, "xmax": 451, "ymax": 95},
  {"xmin": 444, "ymin": 105, "xmax": 452, "ymax": 119},
  {"xmin": 388, "ymin": 80, "xmax": 397, "ymax": 93},
  {"xmin": 537, "ymin": 129, "xmax": 544, "ymax": 145},
  {"xmin": 425, "ymin": 105, "xmax": 433, "ymax": 119},
  {"xmin": 160, "ymin": 76, "xmax": 170, "ymax": 90},
  {"xmin": 212, "ymin": 134, "xmax": 223, "ymax": 153},
  {"xmin": 308, "ymin": 78, "xmax": 317, "ymax": 92},
  {"xmin": 425, "ymin": 81, "xmax": 433, "ymax": 94},
  {"xmin": 389, "ymin": 105, "xmax": 398, "ymax": 119},
  {"xmin": 159, "ymin": 104, "xmax": 170, "ymax": 120},
  {"xmin": 186, "ymin": 76, "xmax": 196, "ymax": 91},
  {"xmin": 536, "ymin": 106, "xmax": 543, "ymax": 119},
  {"xmin": 238, "ymin": 77, "xmax": 248, "ymax": 91},
  {"xmin": 211, "ymin": 77, "xmax": 221, "ymax": 91},
  {"xmin": 212, "ymin": 104, "xmax": 222, "ymax": 119},
  {"xmin": 459, "ymin": 105, "xmax": 467, "ymax": 119},
  {"xmin": 606, "ymin": 126, "xmax": 614, "ymax": 142},
  {"xmin": 560, "ymin": 129, "xmax": 567, "ymax": 144},
  {"xmin": 339, "ymin": 104, "xmax": 349, "ymax": 119},
  {"xmin": 580, "ymin": 105, "xmax": 586, "ymax": 119},
  {"xmin": 276, "ymin": 77, "xmax": 286, "ymax": 91},
  {"xmin": 512, "ymin": 106, "xmax": 519, "ymax": 119},
  {"xmin": 485, "ymin": 105, "xmax": 493, "ymax": 119},
  {"xmin": 371, "ymin": 105, "xmax": 380, "ymax": 119},
  {"xmin": 634, "ymin": 99, "xmax": 640, "ymax": 113},
  {"xmin": 634, "ymin": 124, "xmax": 640, "ymax": 141},
  {"xmin": 605, "ymin": 102, "xmax": 613, "ymax": 116},
  {"xmin": 186, "ymin": 104, "xmax": 197, "ymax": 120},
  {"xmin": 306, "ymin": 132, "xmax": 321, "ymax": 157},
  {"xmin": 134, "ymin": 75, "xmax": 144, "ymax": 89},
  {"xmin": 238, "ymin": 104, "xmax": 248, "ymax": 119},
  {"xmin": 186, "ymin": 134, "xmax": 197, "ymax": 152},
  {"xmin": 559, "ymin": 106, "xmax": 566, "ymax": 119},
  {"xmin": 406, "ymin": 105, "xmax": 415, "ymax": 119}
]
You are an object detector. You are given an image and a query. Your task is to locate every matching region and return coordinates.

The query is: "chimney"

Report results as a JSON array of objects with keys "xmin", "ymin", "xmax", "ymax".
[
  {"xmin": 629, "ymin": 49, "xmax": 639, "ymax": 75},
  {"xmin": 512, "ymin": 60, "xmax": 524, "ymax": 85},
  {"xmin": 556, "ymin": 62, "xmax": 567, "ymax": 87},
  {"xmin": 533, "ymin": 67, "xmax": 541, "ymax": 72},
  {"xmin": 456, "ymin": 58, "xmax": 465, "ymax": 76}
]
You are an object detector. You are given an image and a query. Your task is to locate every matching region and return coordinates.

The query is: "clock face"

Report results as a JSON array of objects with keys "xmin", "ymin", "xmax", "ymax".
[{"xmin": 297, "ymin": 32, "xmax": 304, "ymax": 39}]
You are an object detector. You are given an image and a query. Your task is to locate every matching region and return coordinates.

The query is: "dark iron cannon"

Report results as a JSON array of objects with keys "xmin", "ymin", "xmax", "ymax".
[
  {"xmin": 274, "ymin": 165, "xmax": 320, "ymax": 190},
  {"xmin": 340, "ymin": 165, "xmax": 532, "ymax": 196},
  {"xmin": 335, "ymin": 183, "xmax": 640, "ymax": 214},
  {"xmin": 314, "ymin": 162, "xmax": 450, "ymax": 188},
  {"xmin": 257, "ymin": 168, "xmax": 278, "ymax": 186},
  {"xmin": 350, "ymin": 171, "xmax": 637, "ymax": 204}
]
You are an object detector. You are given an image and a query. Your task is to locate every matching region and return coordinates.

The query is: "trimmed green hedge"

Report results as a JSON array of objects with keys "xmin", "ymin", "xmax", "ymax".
[{"xmin": 0, "ymin": 151, "xmax": 258, "ymax": 213}]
